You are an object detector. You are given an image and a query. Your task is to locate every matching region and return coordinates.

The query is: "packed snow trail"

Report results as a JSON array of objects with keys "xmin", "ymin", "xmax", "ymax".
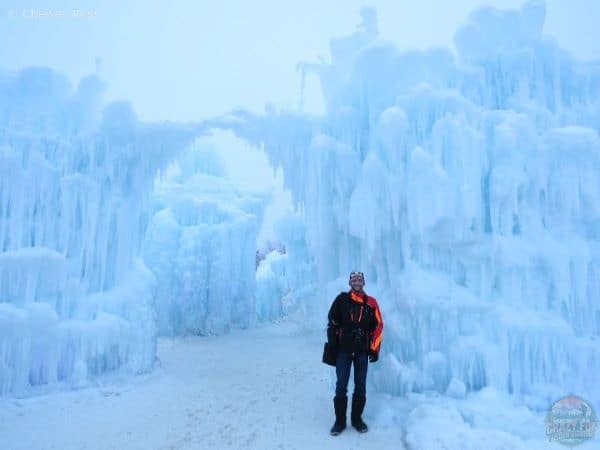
[{"xmin": 0, "ymin": 320, "xmax": 404, "ymax": 450}]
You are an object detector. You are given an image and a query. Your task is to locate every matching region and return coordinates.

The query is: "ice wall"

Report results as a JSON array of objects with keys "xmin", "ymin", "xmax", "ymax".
[
  {"xmin": 142, "ymin": 140, "xmax": 268, "ymax": 335},
  {"xmin": 0, "ymin": 68, "xmax": 198, "ymax": 395},
  {"xmin": 214, "ymin": 2, "xmax": 600, "ymax": 406},
  {"xmin": 255, "ymin": 213, "xmax": 318, "ymax": 323},
  {"xmin": 142, "ymin": 138, "xmax": 315, "ymax": 335}
]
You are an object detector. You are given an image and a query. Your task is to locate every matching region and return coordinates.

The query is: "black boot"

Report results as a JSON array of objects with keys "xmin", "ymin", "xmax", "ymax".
[
  {"xmin": 330, "ymin": 395, "xmax": 347, "ymax": 435},
  {"xmin": 351, "ymin": 394, "xmax": 368, "ymax": 433}
]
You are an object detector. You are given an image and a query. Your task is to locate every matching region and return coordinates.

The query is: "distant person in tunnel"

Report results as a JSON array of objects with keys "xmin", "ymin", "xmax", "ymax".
[{"xmin": 326, "ymin": 271, "xmax": 383, "ymax": 435}]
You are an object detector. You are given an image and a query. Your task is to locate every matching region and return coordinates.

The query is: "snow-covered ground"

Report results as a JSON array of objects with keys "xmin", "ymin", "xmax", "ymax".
[
  {"xmin": 1, "ymin": 317, "xmax": 579, "ymax": 450},
  {"xmin": 0, "ymin": 319, "xmax": 404, "ymax": 450}
]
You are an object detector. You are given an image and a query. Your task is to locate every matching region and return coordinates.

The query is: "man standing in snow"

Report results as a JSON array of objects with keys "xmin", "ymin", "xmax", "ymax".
[{"xmin": 327, "ymin": 271, "xmax": 384, "ymax": 435}]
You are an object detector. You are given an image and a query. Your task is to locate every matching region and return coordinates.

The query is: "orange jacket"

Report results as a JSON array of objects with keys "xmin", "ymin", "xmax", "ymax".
[{"xmin": 363, "ymin": 293, "xmax": 384, "ymax": 355}]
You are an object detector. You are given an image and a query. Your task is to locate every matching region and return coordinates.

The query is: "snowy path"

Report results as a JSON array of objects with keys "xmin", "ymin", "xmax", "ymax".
[{"xmin": 0, "ymin": 320, "xmax": 405, "ymax": 450}]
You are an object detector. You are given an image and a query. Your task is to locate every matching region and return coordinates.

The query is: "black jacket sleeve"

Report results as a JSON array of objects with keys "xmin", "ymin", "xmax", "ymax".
[
  {"xmin": 326, "ymin": 293, "xmax": 343, "ymax": 346},
  {"xmin": 327, "ymin": 293, "xmax": 343, "ymax": 327}
]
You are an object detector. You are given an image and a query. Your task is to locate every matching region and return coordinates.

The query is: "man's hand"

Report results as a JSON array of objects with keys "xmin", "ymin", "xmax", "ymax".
[{"xmin": 368, "ymin": 351, "xmax": 378, "ymax": 363}]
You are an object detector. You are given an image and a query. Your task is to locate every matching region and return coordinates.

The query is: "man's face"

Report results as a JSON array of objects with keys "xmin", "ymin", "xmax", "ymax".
[{"xmin": 350, "ymin": 280, "xmax": 364, "ymax": 292}]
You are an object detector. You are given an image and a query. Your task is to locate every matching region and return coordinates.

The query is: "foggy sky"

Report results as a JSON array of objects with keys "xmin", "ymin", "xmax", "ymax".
[{"xmin": 1, "ymin": 0, "xmax": 599, "ymax": 121}]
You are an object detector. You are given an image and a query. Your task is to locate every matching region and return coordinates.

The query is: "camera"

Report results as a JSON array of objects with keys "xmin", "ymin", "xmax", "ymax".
[{"xmin": 351, "ymin": 327, "xmax": 365, "ymax": 345}]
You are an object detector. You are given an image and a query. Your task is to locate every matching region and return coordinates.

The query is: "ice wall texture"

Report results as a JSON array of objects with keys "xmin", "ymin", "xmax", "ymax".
[
  {"xmin": 255, "ymin": 214, "xmax": 318, "ymax": 323},
  {"xmin": 142, "ymin": 141, "xmax": 267, "ymax": 335},
  {"xmin": 142, "ymin": 140, "xmax": 316, "ymax": 335},
  {"xmin": 0, "ymin": 68, "xmax": 197, "ymax": 395},
  {"xmin": 216, "ymin": 2, "xmax": 600, "ymax": 406}
]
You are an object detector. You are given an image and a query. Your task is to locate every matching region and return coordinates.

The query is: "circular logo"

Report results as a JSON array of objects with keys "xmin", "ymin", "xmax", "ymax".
[{"xmin": 545, "ymin": 395, "xmax": 597, "ymax": 446}]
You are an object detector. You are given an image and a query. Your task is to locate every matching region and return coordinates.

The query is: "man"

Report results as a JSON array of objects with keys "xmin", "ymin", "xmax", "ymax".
[{"xmin": 327, "ymin": 271, "xmax": 384, "ymax": 435}]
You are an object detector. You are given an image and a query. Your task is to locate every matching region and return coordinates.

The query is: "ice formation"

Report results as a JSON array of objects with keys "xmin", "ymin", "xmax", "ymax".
[
  {"xmin": 142, "ymin": 140, "xmax": 268, "ymax": 335},
  {"xmin": 213, "ymin": 1, "xmax": 600, "ymax": 407},
  {"xmin": 0, "ymin": 68, "xmax": 198, "ymax": 395},
  {"xmin": 141, "ymin": 136, "xmax": 318, "ymax": 334},
  {"xmin": 255, "ymin": 213, "xmax": 318, "ymax": 323},
  {"xmin": 0, "ymin": 71, "xmax": 302, "ymax": 394}
]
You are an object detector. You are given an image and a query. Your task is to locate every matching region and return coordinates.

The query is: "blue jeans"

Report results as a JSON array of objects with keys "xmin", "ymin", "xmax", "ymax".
[{"xmin": 335, "ymin": 350, "xmax": 368, "ymax": 397}]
